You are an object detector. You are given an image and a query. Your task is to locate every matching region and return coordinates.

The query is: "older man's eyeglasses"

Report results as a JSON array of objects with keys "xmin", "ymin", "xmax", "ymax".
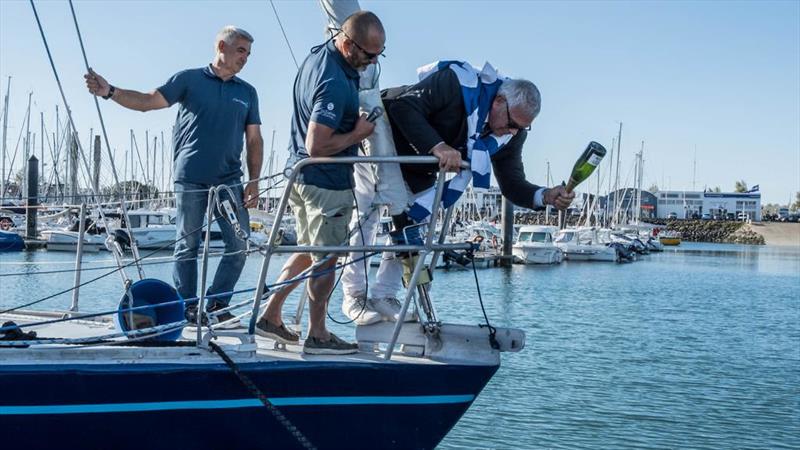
[
  {"xmin": 505, "ymin": 99, "xmax": 532, "ymax": 131},
  {"xmin": 339, "ymin": 29, "xmax": 385, "ymax": 59}
]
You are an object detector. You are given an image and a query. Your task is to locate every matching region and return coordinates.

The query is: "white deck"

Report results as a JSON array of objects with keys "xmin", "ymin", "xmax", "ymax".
[{"xmin": 0, "ymin": 311, "xmax": 521, "ymax": 367}]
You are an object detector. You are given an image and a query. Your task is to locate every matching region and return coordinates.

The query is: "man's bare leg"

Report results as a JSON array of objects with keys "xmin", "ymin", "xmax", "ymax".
[
  {"xmin": 306, "ymin": 257, "xmax": 338, "ymax": 340},
  {"xmin": 261, "ymin": 253, "xmax": 312, "ymax": 326}
]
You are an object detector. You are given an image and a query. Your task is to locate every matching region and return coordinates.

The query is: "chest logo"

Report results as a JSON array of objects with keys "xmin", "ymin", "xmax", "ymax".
[
  {"xmin": 232, "ymin": 98, "xmax": 249, "ymax": 108},
  {"xmin": 326, "ymin": 102, "xmax": 335, "ymax": 111}
]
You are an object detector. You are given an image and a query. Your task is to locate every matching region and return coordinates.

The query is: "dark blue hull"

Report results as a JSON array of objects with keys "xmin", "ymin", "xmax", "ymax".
[
  {"xmin": 0, "ymin": 360, "xmax": 498, "ymax": 449},
  {"xmin": 0, "ymin": 230, "xmax": 23, "ymax": 251}
]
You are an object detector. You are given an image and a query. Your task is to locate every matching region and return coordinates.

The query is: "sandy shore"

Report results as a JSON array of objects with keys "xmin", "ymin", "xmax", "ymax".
[{"xmin": 750, "ymin": 222, "xmax": 800, "ymax": 247}]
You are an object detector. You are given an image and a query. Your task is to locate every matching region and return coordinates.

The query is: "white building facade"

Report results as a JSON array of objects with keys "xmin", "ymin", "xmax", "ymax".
[{"xmin": 656, "ymin": 190, "xmax": 761, "ymax": 221}]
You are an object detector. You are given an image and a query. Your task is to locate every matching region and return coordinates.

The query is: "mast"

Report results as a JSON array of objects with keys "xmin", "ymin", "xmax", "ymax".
[
  {"xmin": 637, "ymin": 141, "xmax": 644, "ymax": 223},
  {"xmin": 24, "ymin": 92, "xmax": 32, "ymax": 197},
  {"xmin": 613, "ymin": 122, "xmax": 622, "ymax": 226},
  {"xmin": 605, "ymin": 136, "xmax": 615, "ymax": 227},
  {"xmin": 40, "ymin": 112, "xmax": 45, "ymax": 189},
  {"xmin": 267, "ymin": 129, "xmax": 276, "ymax": 211},
  {"xmin": 130, "ymin": 130, "xmax": 136, "ymax": 184},
  {"xmin": 152, "ymin": 134, "xmax": 157, "ymax": 198},
  {"xmin": 55, "ymin": 105, "xmax": 60, "ymax": 201},
  {"xmin": 1, "ymin": 77, "xmax": 10, "ymax": 199},
  {"xmin": 160, "ymin": 131, "xmax": 165, "ymax": 197},
  {"xmin": 145, "ymin": 129, "xmax": 150, "ymax": 190},
  {"xmin": 545, "ymin": 160, "xmax": 551, "ymax": 223}
]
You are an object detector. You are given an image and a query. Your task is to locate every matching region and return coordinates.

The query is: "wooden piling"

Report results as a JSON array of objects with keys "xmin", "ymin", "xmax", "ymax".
[
  {"xmin": 26, "ymin": 154, "xmax": 38, "ymax": 239},
  {"xmin": 501, "ymin": 196, "xmax": 514, "ymax": 267}
]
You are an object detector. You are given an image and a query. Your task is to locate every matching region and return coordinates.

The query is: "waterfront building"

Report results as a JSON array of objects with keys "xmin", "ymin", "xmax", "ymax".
[{"xmin": 655, "ymin": 190, "xmax": 761, "ymax": 221}]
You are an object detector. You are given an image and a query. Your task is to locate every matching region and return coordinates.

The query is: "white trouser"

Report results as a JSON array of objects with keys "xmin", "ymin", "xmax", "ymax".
[
  {"xmin": 340, "ymin": 160, "xmax": 403, "ymax": 299},
  {"xmin": 341, "ymin": 70, "xmax": 407, "ymax": 299}
]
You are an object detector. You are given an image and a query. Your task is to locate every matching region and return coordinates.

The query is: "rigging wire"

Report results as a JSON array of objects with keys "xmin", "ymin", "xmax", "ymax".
[
  {"xmin": 67, "ymin": 0, "xmax": 147, "ymax": 276},
  {"xmin": 268, "ymin": 0, "xmax": 300, "ymax": 69},
  {"xmin": 28, "ymin": 0, "xmax": 144, "ymax": 278}
]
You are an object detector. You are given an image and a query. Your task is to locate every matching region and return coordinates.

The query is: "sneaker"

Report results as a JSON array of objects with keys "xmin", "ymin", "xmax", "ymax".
[
  {"xmin": 342, "ymin": 295, "xmax": 382, "ymax": 326},
  {"xmin": 303, "ymin": 333, "xmax": 359, "ymax": 355},
  {"xmin": 255, "ymin": 318, "xmax": 300, "ymax": 344},
  {"xmin": 184, "ymin": 305, "xmax": 209, "ymax": 328},
  {"xmin": 369, "ymin": 297, "xmax": 417, "ymax": 323},
  {"xmin": 185, "ymin": 304, "xmax": 241, "ymax": 329},
  {"xmin": 207, "ymin": 303, "xmax": 242, "ymax": 329}
]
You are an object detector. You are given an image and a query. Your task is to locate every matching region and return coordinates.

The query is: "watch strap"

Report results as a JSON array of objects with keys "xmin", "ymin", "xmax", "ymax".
[{"xmin": 102, "ymin": 85, "xmax": 115, "ymax": 100}]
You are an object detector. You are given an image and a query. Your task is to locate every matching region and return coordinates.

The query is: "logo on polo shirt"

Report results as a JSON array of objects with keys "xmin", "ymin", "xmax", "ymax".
[
  {"xmin": 326, "ymin": 102, "xmax": 334, "ymax": 111},
  {"xmin": 233, "ymin": 98, "xmax": 249, "ymax": 108}
]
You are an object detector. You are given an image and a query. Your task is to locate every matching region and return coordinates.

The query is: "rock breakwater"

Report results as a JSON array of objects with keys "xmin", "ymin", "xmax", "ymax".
[{"xmin": 644, "ymin": 219, "xmax": 765, "ymax": 245}]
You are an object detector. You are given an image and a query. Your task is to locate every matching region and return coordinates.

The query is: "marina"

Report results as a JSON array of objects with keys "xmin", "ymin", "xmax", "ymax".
[
  {"xmin": 1, "ymin": 242, "xmax": 798, "ymax": 448},
  {"xmin": 1, "ymin": 0, "xmax": 799, "ymax": 448}
]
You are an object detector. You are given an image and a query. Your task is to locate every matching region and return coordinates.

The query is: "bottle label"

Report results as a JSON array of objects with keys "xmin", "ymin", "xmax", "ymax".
[{"xmin": 587, "ymin": 154, "xmax": 603, "ymax": 166}]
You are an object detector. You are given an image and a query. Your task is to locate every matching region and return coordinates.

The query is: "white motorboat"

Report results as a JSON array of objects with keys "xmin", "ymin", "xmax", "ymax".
[
  {"xmin": 115, "ymin": 209, "xmax": 229, "ymax": 251},
  {"xmin": 41, "ymin": 217, "xmax": 108, "ymax": 253},
  {"xmin": 554, "ymin": 228, "xmax": 618, "ymax": 262},
  {"xmin": 512, "ymin": 225, "xmax": 563, "ymax": 264},
  {"xmin": 41, "ymin": 229, "xmax": 105, "ymax": 252}
]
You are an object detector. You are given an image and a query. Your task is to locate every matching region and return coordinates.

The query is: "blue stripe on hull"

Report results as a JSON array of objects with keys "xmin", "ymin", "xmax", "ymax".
[{"xmin": 1, "ymin": 394, "xmax": 475, "ymax": 415}]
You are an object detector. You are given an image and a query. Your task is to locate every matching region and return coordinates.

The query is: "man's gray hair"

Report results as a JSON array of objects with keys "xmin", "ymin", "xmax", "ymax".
[
  {"xmin": 216, "ymin": 25, "xmax": 254, "ymax": 47},
  {"xmin": 499, "ymin": 79, "xmax": 541, "ymax": 119}
]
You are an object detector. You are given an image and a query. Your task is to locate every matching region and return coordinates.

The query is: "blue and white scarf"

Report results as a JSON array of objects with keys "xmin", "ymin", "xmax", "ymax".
[{"xmin": 407, "ymin": 61, "xmax": 512, "ymax": 222}]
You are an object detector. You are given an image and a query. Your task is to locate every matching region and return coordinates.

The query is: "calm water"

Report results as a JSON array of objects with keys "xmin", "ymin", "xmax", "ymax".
[{"xmin": 1, "ymin": 243, "xmax": 799, "ymax": 449}]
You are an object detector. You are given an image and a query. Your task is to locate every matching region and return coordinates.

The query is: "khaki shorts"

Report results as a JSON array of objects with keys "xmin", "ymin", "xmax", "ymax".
[{"xmin": 289, "ymin": 183, "xmax": 354, "ymax": 261}]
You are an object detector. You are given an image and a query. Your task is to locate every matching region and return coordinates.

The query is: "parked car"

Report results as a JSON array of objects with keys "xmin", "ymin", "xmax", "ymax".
[
  {"xmin": 737, "ymin": 212, "xmax": 749, "ymax": 220},
  {"xmin": 667, "ymin": 212, "xmax": 678, "ymax": 219},
  {"xmin": 701, "ymin": 213, "xmax": 712, "ymax": 220}
]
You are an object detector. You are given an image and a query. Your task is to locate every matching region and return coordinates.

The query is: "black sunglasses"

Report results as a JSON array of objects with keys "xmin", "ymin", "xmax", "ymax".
[
  {"xmin": 504, "ymin": 99, "xmax": 532, "ymax": 131},
  {"xmin": 339, "ymin": 29, "xmax": 386, "ymax": 59}
]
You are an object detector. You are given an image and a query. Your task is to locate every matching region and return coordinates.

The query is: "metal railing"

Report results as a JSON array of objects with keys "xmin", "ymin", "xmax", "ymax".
[{"xmin": 215, "ymin": 155, "xmax": 473, "ymax": 360}]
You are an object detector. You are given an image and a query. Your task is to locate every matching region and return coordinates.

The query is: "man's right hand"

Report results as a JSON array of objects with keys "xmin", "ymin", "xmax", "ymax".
[
  {"xmin": 352, "ymin": 114, "xmax": 376, "ymax": 142},
  {"xmin": 431, "ymin": 142, "xmax": 462, "ymax": 173},
  {"xmin": 84, "ymin": 68, "xmax": 111, "ymax": 98}
]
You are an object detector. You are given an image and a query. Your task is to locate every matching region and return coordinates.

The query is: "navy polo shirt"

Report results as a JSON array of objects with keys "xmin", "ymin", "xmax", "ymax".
[
  {"xmin": 158, "ymin": 65, "xmax": 260, "ymax": 185},
  {"xmin": 286, "ymin": 40, "xmax": 360, "ymax": 190}
]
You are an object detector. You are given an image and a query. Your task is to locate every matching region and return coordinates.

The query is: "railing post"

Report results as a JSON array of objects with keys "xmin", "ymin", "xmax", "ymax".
[
  {"xmin": 196, "ymin": 187, "xmax": 216, "ymax": 345},
  {"xmin": 69, "ymin": 203, "xmax": 87, "ymax": 314}
]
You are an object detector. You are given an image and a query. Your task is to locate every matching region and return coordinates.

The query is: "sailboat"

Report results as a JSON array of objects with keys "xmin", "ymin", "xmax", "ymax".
[{"xmin": 0, "ymin": 2, "xmax": 527, "ymax": 449}]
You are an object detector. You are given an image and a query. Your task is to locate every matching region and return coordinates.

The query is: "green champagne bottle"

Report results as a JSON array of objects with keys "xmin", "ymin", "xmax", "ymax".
[{"xmin": 566, "ymin": 141, "xmax": 607, "ymax": 193}]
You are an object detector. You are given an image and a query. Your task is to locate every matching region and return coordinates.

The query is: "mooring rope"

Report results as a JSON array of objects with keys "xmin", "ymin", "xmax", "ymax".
[{"xmin": 208, "ymin": 340, "xmax": 317, "ymax": 450}]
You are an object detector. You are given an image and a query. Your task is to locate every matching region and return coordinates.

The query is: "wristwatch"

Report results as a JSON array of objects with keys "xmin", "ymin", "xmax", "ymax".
[{"xmin": 102, "ymin": 85, "xmax": 116, "ymax": 100}]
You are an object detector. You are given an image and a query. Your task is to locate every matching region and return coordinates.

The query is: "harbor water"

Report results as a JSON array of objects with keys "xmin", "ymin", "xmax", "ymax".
[{"xmin": 1, "ymin": 242, "xmax": 798, "ymax": 449}]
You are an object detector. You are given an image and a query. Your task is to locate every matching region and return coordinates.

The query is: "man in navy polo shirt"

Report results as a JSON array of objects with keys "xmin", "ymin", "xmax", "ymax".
[
  {"xmin": 84, "ymin": 26, "xmax": 263, "ymax": 329},
  {"xmin": 254, "ymin": 11, "xmax": 385, "ymax": 355}
]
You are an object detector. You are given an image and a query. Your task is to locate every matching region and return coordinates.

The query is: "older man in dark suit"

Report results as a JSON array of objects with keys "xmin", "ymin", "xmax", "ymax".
[
  {"xmin": 340, "ymin": 60, "xmax": 574, "ymax": 324},
  {"xmin": 383, "ymin": 62, "xmax": 573, "ymax": 219}
]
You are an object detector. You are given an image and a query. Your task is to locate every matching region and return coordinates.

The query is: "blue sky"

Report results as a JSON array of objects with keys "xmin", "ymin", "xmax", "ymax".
[{"xmin": 1, "ymin": 0, "xmax": 798, "ymax": 205}]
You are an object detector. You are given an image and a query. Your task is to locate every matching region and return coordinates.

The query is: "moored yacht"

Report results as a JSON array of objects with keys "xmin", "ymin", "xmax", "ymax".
[
  {"xmin": 512, "ymin": 225, "xmax": 563, "ymax": 264},
  {"xmin": 554, "ymin": 228, "xmax": 618, "ymax": 262}
]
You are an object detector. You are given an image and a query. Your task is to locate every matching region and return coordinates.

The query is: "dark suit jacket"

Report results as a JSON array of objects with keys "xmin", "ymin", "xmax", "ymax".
[{"xmin": 382, "ymin": 68, "xmax": 540, "ymax": 210}]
